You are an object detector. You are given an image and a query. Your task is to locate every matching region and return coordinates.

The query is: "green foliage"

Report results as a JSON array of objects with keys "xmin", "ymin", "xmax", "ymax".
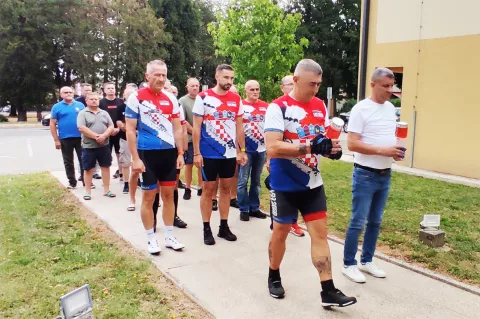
[
  {"xmin": 208, "ymin": 0, "xmax": 308, "ymax": 101},
  {"xmin": 288, "ymin": 0, "xmax": 361, "ymax": 103},
  {"xmin": 340, "ymin": 98, "xmax": 356, "ymax": 113},
  {"xmin": 0, "ymin": 0, "xmax": 171, "ymax": 119},
  {"xmin": 0, "ymin": 114, "xmax": 8, "ymax": 122},
  {"xmin": 0, "ymin": 173, "xmax": 174, "ymax": 317},
  {"xmin": 149, "ymin": 0, "xmax": 220, "ymax": 95},
  {"xmin": 390, "ymin": 98, "xmax": 402, "ymax": 108}
]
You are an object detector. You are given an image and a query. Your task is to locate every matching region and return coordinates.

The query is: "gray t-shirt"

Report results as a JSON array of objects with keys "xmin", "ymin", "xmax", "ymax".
[
  {"xmin": 178, "ymin": 94, "xmax": 196, "ymax": 143},
  {"xmin": 77, "ymin": 108, "xmax": 113, "ymax": 148}
]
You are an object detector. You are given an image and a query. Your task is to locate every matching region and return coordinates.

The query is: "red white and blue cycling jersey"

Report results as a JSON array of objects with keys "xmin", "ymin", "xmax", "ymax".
[
  {"xmin": 242, "ymin": 99, "xmax": 268, "ymax": 153},
  {"xmin": 125, "ymin": 87, "xmax": 180, "ymax": 150},
  {"xmin": 192, "ymin": 89, "xmax": 243, "ymax": 159},
  {"xmin": 264, "ymin": 94, "xmax": 330, "ymax": 192}
]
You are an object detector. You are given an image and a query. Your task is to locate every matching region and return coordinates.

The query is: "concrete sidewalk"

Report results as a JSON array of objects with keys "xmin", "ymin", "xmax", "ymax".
[{"xmin": 51, "ymin": 171, "xmax": 480, "ymax": 319}]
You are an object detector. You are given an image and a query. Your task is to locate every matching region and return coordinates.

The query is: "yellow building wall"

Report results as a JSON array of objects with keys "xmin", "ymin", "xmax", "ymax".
[{"xmin": 360, "ymin": 0, "xmax": 480, "ymax": 179}]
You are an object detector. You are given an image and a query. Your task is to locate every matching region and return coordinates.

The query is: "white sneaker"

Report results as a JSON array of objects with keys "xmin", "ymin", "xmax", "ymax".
[
  {"xmin": 165, "ymin": 236, "xmax": 185, "ymax": 251},
  {"xmin": 342, "ymin": 265, "xmax": 367, "ymax": 283},
  {"xmin": 147, "ymin": 239, "xmax": 161, "ymax": 255},
  {"xmin": 358, "ymin": 262, "xmax": 387, "ymax": 278}
]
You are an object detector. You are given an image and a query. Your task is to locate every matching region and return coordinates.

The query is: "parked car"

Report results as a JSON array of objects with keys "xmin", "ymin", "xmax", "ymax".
[
  {"xmin": 339, "ymin": 111, "xmax": 350, "ymax": 133},
  {"xmin": 1, "ymin": 105, "xmax": 11, "ymax": 113},
  {"xmin": 42, "ymin": 113, "xmax": 51, "ymax": 126},
  {"xmin": 395, "ymin": 107, "xmax": 401, "ymax": 122}
]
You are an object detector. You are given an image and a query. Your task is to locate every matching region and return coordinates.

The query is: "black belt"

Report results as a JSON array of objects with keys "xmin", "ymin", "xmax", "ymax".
[{"xmin": 354, "ymin": 163, "xmax": 391, "ymax": 175}]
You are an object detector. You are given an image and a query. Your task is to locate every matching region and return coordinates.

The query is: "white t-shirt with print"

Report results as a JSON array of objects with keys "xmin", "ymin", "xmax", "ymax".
[{"xmin": 347, "ymin": 98, "xmax": 397, "ymax": 169}]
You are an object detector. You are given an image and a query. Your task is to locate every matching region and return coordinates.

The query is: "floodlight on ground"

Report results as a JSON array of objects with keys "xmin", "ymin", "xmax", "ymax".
[
  {"xmin": 59, "ymin": 284, "xmax": 94, "ymax": 319},
  {"xmin": 420, "ymin": 214, "xmax": 441, "ymax": 230}
]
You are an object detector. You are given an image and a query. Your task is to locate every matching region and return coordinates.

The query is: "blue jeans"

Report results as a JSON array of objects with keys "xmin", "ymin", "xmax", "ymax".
[
  {"xmin": 343, "ymin": 166, "xmax": 391, "ymax": 266},
  {"xmin": 237, "ymin": 151, "xmax": 266, "ymax": 213}
]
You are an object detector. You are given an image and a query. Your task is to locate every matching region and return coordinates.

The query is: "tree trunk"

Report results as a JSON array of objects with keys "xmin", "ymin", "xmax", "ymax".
[
  {"xmin": 17, "ymin": 111, "xmax": 27, "ymax": 122},
  {"xmin": 9, "ymin": 105, "xmax": 17, "ymax": 117},
  {"xmin": 16, "ymin": 96, "xmax": 27, "ymax": 122}
]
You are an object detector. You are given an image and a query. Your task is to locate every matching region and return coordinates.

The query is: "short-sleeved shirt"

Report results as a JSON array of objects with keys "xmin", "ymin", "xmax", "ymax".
[
  {"xmin": 192, "ymin": 89, "xmax": 243, "ymax": 159},
  {"xmin": 125, "ymin": 87, "xmax": 180, "ymax": 150},
  {"xmin": 178, "ymin": 94, "xmax": 196, "ymax": 143},
  {"xmin": 99, "ymin": 97, "xmax": 123, "ymax": 128},
  {"xmin": 242, "ymin": 99, "xmax": 269, "ymax": 153},
  {"xmin": 50, "ymin": 100, "xmax": 85, "ymax": 139},
  {"xmin": 264, "ymin": 94, "xmax": 330, "ymax": 192},
  {"xmin": 75, "ymin": 96, "xmax": 87, "ymax": 107},
  {"xmin": 116, "ymin": 102, "xmax": 127, "ymax": 140},
  {"xmin": 347, "ymin": 98, "xmax": 397, "ymax": 169},
  {"xmin": 77, "ymin": 108, "xmax": 113, "ymax": 148}
]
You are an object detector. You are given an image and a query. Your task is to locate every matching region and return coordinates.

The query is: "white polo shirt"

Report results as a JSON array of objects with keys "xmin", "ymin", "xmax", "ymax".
[{"xmin": 347, "ymin": 98, "xmax": 397, "ymax": 169}]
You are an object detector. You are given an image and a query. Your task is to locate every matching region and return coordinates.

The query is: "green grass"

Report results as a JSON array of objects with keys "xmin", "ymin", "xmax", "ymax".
[
  {"xmin": 0, "ymin": 173, "xmax": 202, "ymax": 318},
  {"xmin": 182, "ymin": 160, "xmax": 480, "ymax": 285}
]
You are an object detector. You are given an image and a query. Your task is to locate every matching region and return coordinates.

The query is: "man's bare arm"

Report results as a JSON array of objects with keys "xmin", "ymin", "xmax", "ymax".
[
  {"xmin": 78, "ymin": 126, "xmax": 99, "ymax": 139},
  {"xmin": 49, "ymin": 119, "xmax": 59, "ymax": 141},
  {"xmin": 265, "ymin": 131, "xmax": 311, "ymax": 158},
  {"xmin": 192, "ymin": 116, "xmax": 203, "ymax": 154},
  {"xmin": 185, "ymin": 121, "xmax": 193, "ymax": 134},
  {"xmin": 103, "ymin": 124, "xmax": 114, "ymax": 137},
  {"xmin": 348, "ymin": 132, "xmax": 405, "ymax": 158},
  {"xmin": 116, "ymin": 120, "xmax": 126, "ymax": 132},
  {"xmin": 235, "ymin": 116, "xmax": 246, "ymax": 150},
  {"xmin": 172, "ymin": 118, "xmax": 184, "ymax": 153},
  {"xmin": 182, "ymin": 124, "xmax": 188, "ymax": 151},
  {"xmin": 126, "ymin": 118, "xmax": 140, "ymax": 160}
]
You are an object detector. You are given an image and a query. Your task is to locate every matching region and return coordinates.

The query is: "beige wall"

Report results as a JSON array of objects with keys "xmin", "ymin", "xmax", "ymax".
[{"xmin": 360, "ymin": 0, "xmax": 480, "ymax": 179}]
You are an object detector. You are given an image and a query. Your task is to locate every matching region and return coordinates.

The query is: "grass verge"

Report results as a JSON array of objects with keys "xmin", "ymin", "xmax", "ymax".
[
  {"xmin": 181, "ymin": 160, "xmax": 480, "ymax": 285},
  {"xmin": 0, "ymin": 173, "xmax": 211, "ymax": 318}
]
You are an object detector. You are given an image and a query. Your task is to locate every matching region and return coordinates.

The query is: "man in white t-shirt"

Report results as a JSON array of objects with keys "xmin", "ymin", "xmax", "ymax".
[{"xmin": 342, "ymin": 68, "xmax": 405, "ymax": 283}]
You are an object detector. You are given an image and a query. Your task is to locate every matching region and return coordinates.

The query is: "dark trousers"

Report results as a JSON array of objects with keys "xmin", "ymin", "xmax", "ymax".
[{"xmin": 60, "ymin": 138, "xmax": 83, "ymax": 186}]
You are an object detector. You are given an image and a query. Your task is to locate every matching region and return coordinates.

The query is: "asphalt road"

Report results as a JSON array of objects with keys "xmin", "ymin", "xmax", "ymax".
[{"xmin": 0, "ymin": 127, "xmax": 72, "ymax": 175}]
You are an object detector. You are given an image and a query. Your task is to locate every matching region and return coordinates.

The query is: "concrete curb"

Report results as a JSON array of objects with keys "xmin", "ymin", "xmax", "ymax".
[
  {"xmin": 184, "ymin": 180, "xmax": 480, "ymax": 297},
  {"xmin": 0, "ymin": 123, "xmax": 43, "ymax": 128},
  {"xmin": 54, "ymin": 175, "xmax": 215, "ymax": 318},
  {"xmin": 183, "ymin": 180, "xmax": 480, "ymax": 296},
  {"xmin": 297, "ymin": 224, "xmax": 480, "ymax": 296}
]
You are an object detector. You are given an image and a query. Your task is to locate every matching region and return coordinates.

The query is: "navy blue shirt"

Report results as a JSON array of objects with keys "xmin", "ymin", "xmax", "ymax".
[
  {"xmin": 51, "ymin": 100, "xmax": 85, "ymax": 139},
  {"xmin": 76, "ymin": 96, "xmax": 87, "ymax": 107}
]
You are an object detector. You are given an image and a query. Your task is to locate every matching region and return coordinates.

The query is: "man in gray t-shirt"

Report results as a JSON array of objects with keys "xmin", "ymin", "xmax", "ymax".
[
  {"xmin": 77, "ymin": 92, "xmax": 116, "ymax": 200},
  {"xmin": 178, "ymin": 77, "xmax": 203, "ymax": 200}
]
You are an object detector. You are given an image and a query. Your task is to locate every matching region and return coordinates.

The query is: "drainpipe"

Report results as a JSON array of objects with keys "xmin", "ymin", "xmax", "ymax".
[{"xmin": 359, "ymin": 0, "xmax": 371, "ymax": 100}]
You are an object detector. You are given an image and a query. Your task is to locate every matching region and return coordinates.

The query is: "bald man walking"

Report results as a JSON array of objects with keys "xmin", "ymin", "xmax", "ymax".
[{"xmin": 238, "ymin": 80, "xmax": 268, "ymax": 221}]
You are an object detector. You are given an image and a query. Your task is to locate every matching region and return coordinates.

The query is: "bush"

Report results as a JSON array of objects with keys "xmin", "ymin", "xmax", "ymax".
[
  {"xmin": 390, "ymin": 98, "xmax": 401, "ymax": 108},
  {"xmin": 340, "ymin": 98, "xmax": 357, "ymax": 113},
  {"xmin": 0, "ymin": 114, "xmax": 8, "ymax": 122}
]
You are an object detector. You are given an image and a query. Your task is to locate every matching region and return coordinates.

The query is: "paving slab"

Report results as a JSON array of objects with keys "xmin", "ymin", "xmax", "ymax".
[{"xmin": 51, "ymin": 170, "xmax": 480, "ymax": 319}]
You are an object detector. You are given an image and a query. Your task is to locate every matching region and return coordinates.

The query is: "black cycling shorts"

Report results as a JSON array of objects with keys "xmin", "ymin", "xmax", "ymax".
[
  {"xmin": 202, "ymin": 158, "xmax": 237, "ymax": 182},
  {"xmin": 270, "ymin": 185, "xmax": 327, "ymax": 224},
  {"xmin": 109, "ymin": 134, "xmax": 121, "ymax": 154},
  {"xmin": 139, "ymin": 149, "xmax": 177, "ymax": 190}
]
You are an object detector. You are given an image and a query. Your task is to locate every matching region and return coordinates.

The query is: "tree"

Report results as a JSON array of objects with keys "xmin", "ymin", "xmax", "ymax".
[
  {"xmin": 208, "ymin": 0, "xmax": 308, "ymax": 101},
  {"xmin": 0, "ymin": 0, "xmax": 82, "ymax": 121},
  {"xmin": 193, "ymin": 0, "xmax": 223, "ymax": 89},
  {"xmin": 0, "ymin": 0, "xmax": 170, "ymax": 121},
  {"xmin": 95, "ymin": 0, "xmax": 170, "ymax": 91},
  {"xmin": 287, "ymin": 0, "xmax": 361, "ymax": 107},
  {"xmin": 148, "ymin": 0, "xmax": 203, "ymax": 94}
]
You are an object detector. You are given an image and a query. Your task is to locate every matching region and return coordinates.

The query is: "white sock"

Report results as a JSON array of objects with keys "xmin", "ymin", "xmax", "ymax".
[
  {"xmin": 146, "ymin": 228, "xmax": 155, "ymax": 243},
  {"xmin": 165, "ymin": 225, "xmax": 174, "ymax": 238}
]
